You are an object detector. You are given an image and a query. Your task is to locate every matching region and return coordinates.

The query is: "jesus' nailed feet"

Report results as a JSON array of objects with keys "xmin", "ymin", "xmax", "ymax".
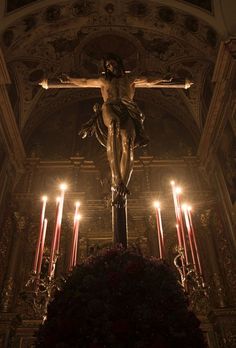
[{"xmin": 111, "ymin": 182, "xmax": 130, "ymax": 208}]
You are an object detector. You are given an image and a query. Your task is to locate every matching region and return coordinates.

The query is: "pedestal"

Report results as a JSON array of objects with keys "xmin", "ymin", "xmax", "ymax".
[{"xmin": 112, "ymin": 191, "xmax": 128, "ymax": 248}]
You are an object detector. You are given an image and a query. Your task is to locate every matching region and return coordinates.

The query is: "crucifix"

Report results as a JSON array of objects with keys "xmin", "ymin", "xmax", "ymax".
[{"xmin": 39, "ymin": 53, "xmax": 192, "ymax": 247}]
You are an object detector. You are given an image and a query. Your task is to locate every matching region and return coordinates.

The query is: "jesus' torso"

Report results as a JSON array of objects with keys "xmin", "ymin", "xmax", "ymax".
[{"xmin": 100, "ymin": 74, "xmax": 135, "ymax": 103}]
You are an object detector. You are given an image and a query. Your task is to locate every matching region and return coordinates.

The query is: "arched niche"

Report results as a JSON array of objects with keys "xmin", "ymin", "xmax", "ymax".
[{"xmin": 26, "ymin": 95, "xmax": 198, "ymax": 163}]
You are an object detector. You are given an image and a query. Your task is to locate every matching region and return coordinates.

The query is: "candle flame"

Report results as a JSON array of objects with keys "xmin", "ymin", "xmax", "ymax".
[
  {"xmin": 187, "ymin": 206, "xmax": 192, "ymax": 211},
  {"xmin": 175, "ymin": 187, "xmax": 182, "ymax": 194},
  {"xmin": 56, "ymin": 197, "xmax": 61, "ymax": 203},
  {"xmin": 182, "ymin": 204, "xmax": 187, "ymax": 210},
  {"xmin": 153, "ymin": 201, "xmax": 160, "ymax": 209},
  {"xmin": 60, "ymin": 183, "xmax": 67, "ymax": 191},
  {"xmin": 42, "ymin": 195, "xmax": 48, "ymax": 202},
  {"xmin": 170, "ymin": 180, "xmax": 175, "ymax": 186},
  {"xmin": 75, "ymin": 201, "xmax": 81, "ymax": 207}
]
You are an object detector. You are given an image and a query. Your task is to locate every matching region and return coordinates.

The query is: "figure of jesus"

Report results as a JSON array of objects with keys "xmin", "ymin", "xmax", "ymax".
[{"xmin": 40, "ymin": 54, "xmax": 192, "ymax": 206}]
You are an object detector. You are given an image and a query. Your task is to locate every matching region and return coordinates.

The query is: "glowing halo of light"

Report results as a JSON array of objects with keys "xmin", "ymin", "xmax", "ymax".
[
  {"xmin": 153, "ymin": 201, "xmax": 160, "ymax": 209},
  {"xmin": 175, "ymin": 187, "xmax": 182, "ymax": 194},
  {"xmin": 42, "ymin": 195, "xmax": 48, "ymax": 202},
  {"xmin": 59, "ymin": 183, "xmax": 67, "ymax": 191}
]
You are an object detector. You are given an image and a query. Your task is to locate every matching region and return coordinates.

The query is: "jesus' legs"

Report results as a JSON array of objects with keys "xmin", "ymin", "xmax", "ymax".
[
  {"xmin": 120, "ymin": 121, "xmax": 135, "ymax": 188},
  {"xmin": 102, "ymin": 103, "xmax": 136, "ymax": 205},
  {"xmin": 107, "ymin": 119, "xmax": 122, "ymax": 186},
  {"xmin": 102, "ymin": 103, "xmax": 122, "ymax": 187}
]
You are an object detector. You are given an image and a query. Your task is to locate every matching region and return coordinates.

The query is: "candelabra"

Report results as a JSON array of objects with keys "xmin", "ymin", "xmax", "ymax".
[
  {"xmin": 152, "ymin": 181, "xmax": 210, "ymax": 314},
  {"xmin": 19, "ymin": 183, "xmax": 83, "ymax": 320},
  {"xmin": 174, "ymin": 246, "xmax": 209, "ymax": 314},
  {"xmin": 20, "ymin": 254, "xmax": 64, "ymax": 320},
  {"xmin": 20, "ymin": 179, "xmax": 210, "ymax": 320}
]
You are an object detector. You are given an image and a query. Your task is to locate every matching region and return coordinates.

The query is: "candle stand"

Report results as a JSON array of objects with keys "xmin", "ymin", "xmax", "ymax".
[
  {"xmin": 112, "ymin": 191, "xmax": 128, "ymax": 248},
  {"xmin": 174, "ymin": 246, "xmax": 209, "ymax": 313},
  {"xmin": 21, "ymin": 254, "xmax": 63, "ymax": 319},
  {"xmin": 22, "ymin": 180, "xmax": 210, "ymax": 321}
]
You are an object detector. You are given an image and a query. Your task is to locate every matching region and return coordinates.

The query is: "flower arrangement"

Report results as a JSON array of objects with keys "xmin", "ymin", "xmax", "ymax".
[{"xmin": 36, "ymin": 248, "xmax": 206, "ymax": 348}]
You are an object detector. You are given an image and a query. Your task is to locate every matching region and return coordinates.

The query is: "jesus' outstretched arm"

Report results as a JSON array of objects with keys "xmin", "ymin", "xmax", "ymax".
[
  {"xmin": 133, "ymin": 75, "xmax": 193, "ymax": 89},
  {"xmin": 39, "ymin": 75, "xmax": 103, "ymax": 89}
]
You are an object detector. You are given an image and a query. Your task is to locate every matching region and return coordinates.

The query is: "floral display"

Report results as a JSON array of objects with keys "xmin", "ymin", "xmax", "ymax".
[{"xmin": 36, "ymin": 248, "xmax": 206, "ymax": 348}]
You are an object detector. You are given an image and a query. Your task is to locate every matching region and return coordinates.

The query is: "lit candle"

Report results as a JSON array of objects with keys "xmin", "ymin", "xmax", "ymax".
[
  {"xmin": 171, "ymin": 182, "xmax": 182, "ymax": 248},
  {"xmin": 182, "ymin": 204, "xmax": 197, "ymax": 272},
  {"xmin": 175, "ymin": 224, "xmax": 182, "ymax": 248},
  {"xmin": 171, "ymin": 181, "xmax": 178, "ymax": 220},
  {"xmin": 33, "ymin": 196, "xmax": 47, "ymax": 274},
  {"xmin": 69, "ymin": 202, "xmax": 81, "ymax": 271},
  {"xmin": 187, "ymin": 207, "xmax": 203, "ymax": 276},
  {"xmin": 175, "ymin": 187, "xmax": 189, "ymax": 264},
  {"xmin": 154, "ymin": 201, "xmax": 165, "ymax": 259},
  {"xmin": 55, "ymin": 183, "xmax": 67, "ymax": 254},
  {"xmin": 48, "ymin": 197, "xmax": 61, "ymax": 277},
  {"xmin": 171, "ymin": 182, "xmax": 183, "ymax": 246},
  {"xmin": 37, "ymin": 218, "xmax": 48, "ymax": 277},
  {"xmin": 72, "ymin": 214, "xmax": 81, "ymax": 268}
]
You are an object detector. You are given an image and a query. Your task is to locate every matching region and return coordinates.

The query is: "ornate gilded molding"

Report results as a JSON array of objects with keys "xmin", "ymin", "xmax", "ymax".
[
  {"xmin": 198, "ymin": 39, "xmax": 236, "ymax": 169},
  {"xmin": 212, "ymin": 211, "xmax": 236, "ymax": 305},
  {"xmin": 209, "ymin": 308, "xmax": 236, "ymax": 348},
  {"xmin": 199, "ymin": 208, "xmax": 227, "ymax": 308},
  {"xmin": 0, "ymin": 276, "xmax": 14, "ymax": 312},
  {"xmin": 0, "ymin": 1, "xmax": 218, "ymax": 134}
]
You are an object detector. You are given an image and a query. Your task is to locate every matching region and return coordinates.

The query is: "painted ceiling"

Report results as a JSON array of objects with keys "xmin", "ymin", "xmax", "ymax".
[
  {"xmin": 0, "ymin": 0, "xmax": 235, "ymax": 158},
  {"xmin": 5, "ymin": 0, "xmax": 213, "ymax": 13}
]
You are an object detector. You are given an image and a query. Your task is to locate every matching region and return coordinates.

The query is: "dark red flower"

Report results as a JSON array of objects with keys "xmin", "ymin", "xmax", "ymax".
[
  {"xmin": 107, "ymin": 271, "xmax": 121, "ymax": 286},
  {"xmin": 89, "ymin": 343, "xmax": 104, "ymax": 348},
  {"xmin": 112, "ymin": 319, "xmax": 130, "ymax": 334},
  {"xmin": 149, "ymin": 334, "xmax": 169, "ymax": 348},
  {"xmin": 124, "ymin": 260, "xmax": 143, "ymax": 274},
  {"xmin": 36, "ymin": 248, "xmax": 206, "ymax": 348}
]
